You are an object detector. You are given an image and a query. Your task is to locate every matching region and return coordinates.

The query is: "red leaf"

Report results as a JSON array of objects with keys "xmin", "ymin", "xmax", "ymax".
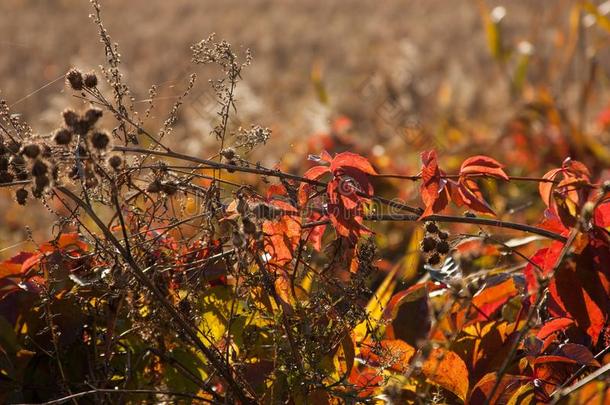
[
  {"xmin": 303, "ymin": 165, "xmax": 331, "ymax": 181},
  {"xmin": 549, "ymin": 237, "xmax": 610, "ymax": 344},
  {"xmin": 330, "ymin": 152, "xmax": 377, "ymax": 175},
  {"xmin": 537, "ymin": 318, "xmax": 575, "ymax": 340},
  {"xmin": 460, "ymin": 155, "xmax": 509, "ymax": 180},
  {"xmin": 594, "ymin": 202, "xmax": 610, "ymax": 228},
  {"xmin": 523, "ymin": 242, "xmax": 563, "ymax": 304},
  {"xmin": 452, "ymin": 179, "xmax": 496, "ymax": 215},
  {"xmin": 420, "ymin": 150, "xmax": 450, "ymax": 217}
]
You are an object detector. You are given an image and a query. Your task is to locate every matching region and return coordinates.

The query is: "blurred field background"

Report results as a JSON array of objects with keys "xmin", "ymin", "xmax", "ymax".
[{"xmin": 1, "ymin": 0, "xmax": 609, "ymax": 256}]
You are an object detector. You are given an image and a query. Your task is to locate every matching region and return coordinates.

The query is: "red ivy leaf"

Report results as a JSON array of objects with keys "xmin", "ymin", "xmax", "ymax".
[
  {"xmin": 329, "ymin": 151, "xmax": 377, "ymax": 175},
  {"xmin": 459, "ymin": 155, "xmax": 509, "ymax": 180},
  {"xmin": 420, "ymin": 150, "xmax": 450, "ymax": 217},
  {"xmin": 303, "ymin": 165, "xmax": 331, "ymax": 181},
  {"xmin": 450, "ymin": 179, "xmax": 496, "ymax": 215},
  {"xmin": 549, "ymin": 234, "xmax": 610, "ymax": 344}
]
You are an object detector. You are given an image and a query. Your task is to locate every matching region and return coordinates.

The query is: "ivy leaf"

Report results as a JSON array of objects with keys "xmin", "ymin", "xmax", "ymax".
[
  {"xmin": 420, "ymin": 150, "xmax": 450, "ymax": 218},
  {"xmin": 459, "ymin": 155, "xmax": 509, "ymax": 180},
  {"xmin": 329, "ymin": 151, "xmax": 377, "ymax": 175},
  {"xmin": 422, "ymin": 348, "xmax": 469, "ymax": 402}
]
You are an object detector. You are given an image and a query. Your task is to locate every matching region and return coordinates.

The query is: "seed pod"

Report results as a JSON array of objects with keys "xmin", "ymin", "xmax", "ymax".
[
  {"xmin": 438, "ymin": 231, "xmax": 449, "ymax": 240},
  {"xmin": 436, "ymin": 240, "xmax": 450, "ymax": 255},
  {"xmin": 427, "ymin": 252, "xmax": 441, "ymax": 266},
  {"xmin": 62, "ymin": 109, "xmax": 80, "ymax": 128},
  {"xmin": 34, "ymin": 174, "xmax": 50, "ymax": 190},
  {"xmin": 73, "ymin": 119, "xmax": 91, "ymax": 136},
  {"xmin": 221, "ymin": 147, "xmax": 236, "ymax": 160},
  {"xmin": 31, "ymin": 159, "xmax": 48, "ymax": 177},
  {"xmin": 107, "ymin": 155, "xmax": 122, "ymax": 170},
  {"xmin": 90, "ymin": 131, "xmax": 110, "ymax": 150},
  {"xmin": 421, "ymin": 236, "xmax": 437, "ymax": 253},
  {"xmin": 21, "ymin": 143, "xmax": 41, "ymax": 159},
  {"xmin": 425, "ymin": 222, "xmax": 439, "ymax": 234},
  {"xmin": 54, "ymin": 128, "xmax": 73, "ymax": 145},
  {"xmin": 83, "ymin": 71, "xmax": 98, "ymax": 88},
  {"xmin": 84, "ymin": 107, "xmax": 103, "ymax": 126},
  {"xmin": 15, "ymin": 188, "xmax": 28, "ymax": 205},
  {"xmin": 66, "ymin": 68, "xmax": 84, "ymax": 91}
]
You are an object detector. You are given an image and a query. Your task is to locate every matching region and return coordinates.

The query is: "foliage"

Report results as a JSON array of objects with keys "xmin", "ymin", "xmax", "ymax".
[{"xmin": 0, "ymin": 1, "xmax": 610, "ymax": 404}]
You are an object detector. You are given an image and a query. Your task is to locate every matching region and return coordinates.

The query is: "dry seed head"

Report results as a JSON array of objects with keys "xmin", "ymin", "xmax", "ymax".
[
  {"xmin": 84, "ymin": 107, "xmax": 103, "ymax": 126},
  {"xmin": 35, "ymin": 175, "xmax": 50, "ymax": 189},
  {"xmin": 427, "ymin": 252, "xmax": 441, "ymax": 266},
  {"xmin": 107, "ymin": 155, "xmax": 122, "ymax": 170},
  {"xmin": 83, "ymin": 71, "xmax": 98, "ymax": 88},
  {"xmin": 436, "ymin": 240, "xmax": 450, "ymax": 254},
  {"xmin": 62, "ymin": 109, "xmax": 80, "ymax": 128},
  {"xmin": 221, "ymin": 147, "xmax": 236, "ymax": 160},
  {"xmin": 425, "ymin": 222, "xmax": 438, "ymax": 234},
  {"xmin": 31, "ymin": 159, "xmax": 48, "ymax": 177},
  {"xmin": 226, "ymin": 159, "xmax": 237, "ymax": 173},
  {"xmin": 74, "ymin": 119, "xmax": 92, "ymax": 135},
  {"xmin": 438, "ymin": 231, "xmax": 449, "ymax": 240},
  {"xmin": 21, "ymin": 143, "xmax": 41, "ymax": 159},
  {"xmin": 54, "ymin": 128, "xmax": 73, "ymax": 145},
  {"xmin": 91, "ymin": 130, "xmax": 110, "ymax": 150},
  {"xmin": 15, "ymin": 188, "xmax": 28, "ymax": 205},
  {"xmin": 421, "ymin": 237, "xmax": 437, "ymax": 253},
  {"xmin": 66, "ymin": 68, "xmax": 84, "ymax": 91}
]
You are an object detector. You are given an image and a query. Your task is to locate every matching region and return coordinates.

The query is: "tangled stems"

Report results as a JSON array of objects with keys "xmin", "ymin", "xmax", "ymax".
[
  {"xmin": 113, "ymin": 145, "xmax": 568, "ymax": 242},
  {"xmin": 55, "ymin": 186, "xmax": 258, "ymax": 404}
]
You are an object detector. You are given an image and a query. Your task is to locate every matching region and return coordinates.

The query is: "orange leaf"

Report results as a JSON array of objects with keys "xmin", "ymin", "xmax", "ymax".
[{"xmin": 422, "ymin": 348, "xmax": 469, "ymax": 402}]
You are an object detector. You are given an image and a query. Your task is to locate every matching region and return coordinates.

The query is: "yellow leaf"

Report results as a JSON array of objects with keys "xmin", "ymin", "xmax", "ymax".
[
  {"xmin": 353, "ymin": 261, "xmax": 399, "ymax": 342},
  {"xmin": 401, "ymin": 227, "xmax": 422, "ymax": 281}
]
